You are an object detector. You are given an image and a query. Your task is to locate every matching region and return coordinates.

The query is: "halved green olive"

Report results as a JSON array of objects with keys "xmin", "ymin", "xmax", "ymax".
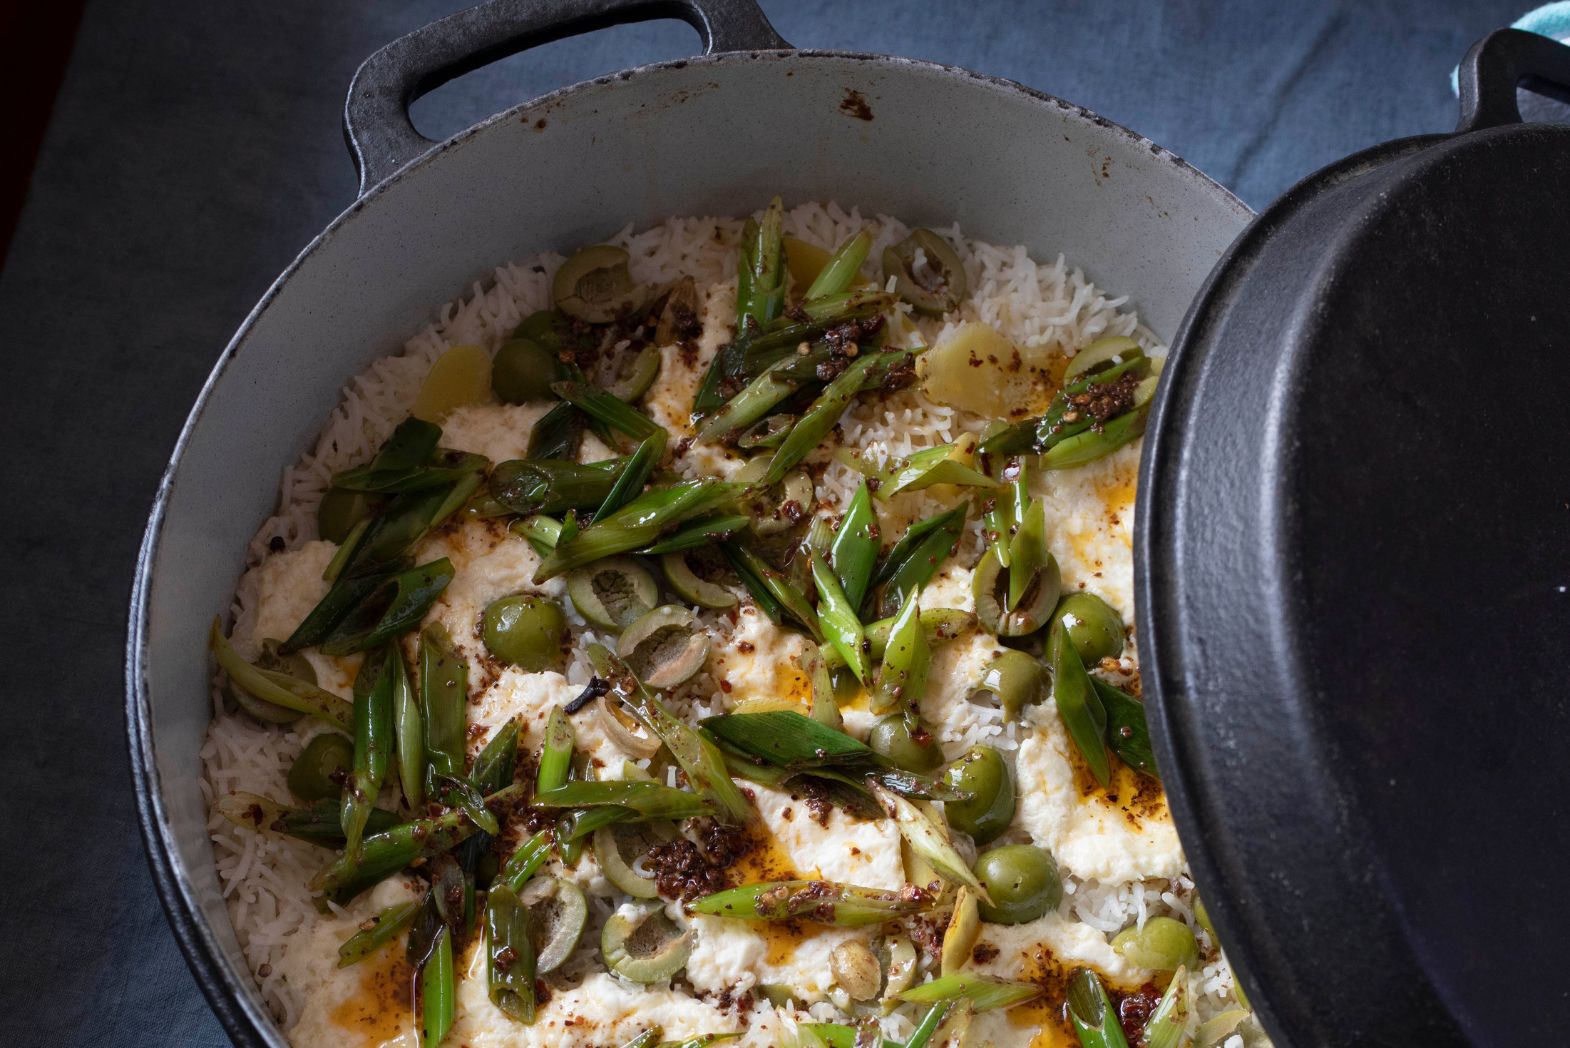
[
  {"xmin": 515, "ymin": 308, "xmax": 571, "ymax": 348},
  {"xmin": 618, "ymin": 605, "xmax": 710, "ymax": 689},
  {"xmin": 882, "ymin": 228, "xmax": 968, "ymax": 316},
  {"xmin": 553, "ymin": 245, "xmax": 649, "ymax": 324},
  {"xmin": 660, "ymin": 552, "xmax": 737, "ymax": 610},
  {"xmin": 973, "ymin": 544, "xmax": 1061, "ymax": 637},
  {"xmin": 601, "ymin": 901, "xmax": 693, "ymax": 983},
  {"xmin": 598, "ymin": 342, "xmax": 662, "ymax": 402},
  {"xmin": 942, "ymin": 745, "xmax": 1015, "ymax": 845},
  {"xmin": 1053, "ymin": 592, "xmax": 1126, "ymax": 666},
  {"xmin": 287, "ymin": 731, "xmax": 353, "ymax": 802},
  {"xmin": 317, "ymin": 487, "xmax": 379, "ymax": 545},
  {"xmin": 1063, "ymin": 335, "xmax": 1145, "ymax": 384},
  {"xmin": 481, "ymin": 594, "xmax": 567, "ymax": 672},
  {"xmin": 868, "ymin": 713, "xmax": 944, "ymax": 773},
  {"xmin": 974, "ymin": 844, "xmax": 1063, "ymax": 925},
  {"xmin": 970, "ymin": 649, "xmax": 1050, "ymax": 719},
  {"xmin": 567, "ymin": 557, "xmax": 657, "ymax": 631},
  {"xmin": 1111, "ymin": 916, "xmax": 1198, "ymax": 972},
  {"xmin": 881, "ymin": 934, "xmax": 919, "ymax": 997},
  {"xmin": 229, "ymin": 639, "xmax": 315, "ymax": 725},
  {"xmin": 736, "ymin": 413, "xmax": 795, "ymax": 450},
  {"xmin": 654, "ymin": 276, "xmax": 698, "ymax": 346},
  {"xmin": 520, "ymin": 875, "xmax": 589, "ymax": 973},
  {"xmin": 734, "ymin": 460, "xmax": 814, "ymax": 537},
  {"xmin": 593, "ymin": 820, "xmax": 676, "ymax": 899},
  {"xmin": 491, "ymin": 337, "xmax": 559, "ymax": 404}
]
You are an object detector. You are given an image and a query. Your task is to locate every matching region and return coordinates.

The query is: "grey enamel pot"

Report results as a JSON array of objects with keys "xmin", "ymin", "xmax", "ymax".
[{"xmin": 125, "ymin": 0, "xmax": 1251, "ymax": 1042}]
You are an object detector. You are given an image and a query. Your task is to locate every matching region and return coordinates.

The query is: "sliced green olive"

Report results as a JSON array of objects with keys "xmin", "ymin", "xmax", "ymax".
[
  {"xmin": 974, "ymin": 844, "xmax": 1062, "ymax": 925},
  {"xmin": 734, "ymin": 459, "xmax": 814, "ymax": 537},
  {"xmin": 317, "ymin": 487, "xmax": 379, "ymax": 545},
  {"xmin": 940, "ymin": 887, "xmax": 982, "ymax": 975},
  {"xmin": 599, "ymin": 342, "xmax": 662, "ymax": 402},
  {"xmin": 1111, "ymin": 916, "xmax": 1198, "ymax": 972},
  {"xmin": 593, "ymin": 820, "xmax": 675, "ymax": 899},
  {"xmin": 286, "ymin": 732, "xmax": 353, "ymax": 802},
  {"xmin": 1062, "ymin": 335, "xmax": 1145, "ymax": 384},
  {"xmin": 520, "ymin": 875, "xmax": 589, "ymax": 973},
  {"xmin": 868, "ymin": 713, "xmax": 944, "ymax": 773},
  {"xmin": 942, "ymin": 745, "xmax": 1015, "ymax": 845},
  {"xmin": 515, "ymin": 308, "xmax": 572, "ymax": 348},
  {"xmin": 491, "ymin": 337, "xmax": 559, "ymax": 404},
  {"xmin": 882, "ymin": 935, "xmax": 919, "ymax": 998},
  {"xmin": 882, "ymin": 228, "xmax": 968, "ymax": 316},
  {"xmin": 659, "ymin": 552, "xmax": 737, "ymax": 610},
  {"xmin": 553, "ymin": 245, "xmax": 649, "ymax": 324},
  {"xmin": 736, "ymin": 414, "xmax": 795, "ymax": 450},
  {"xmin": 481, "ymin": 594, "xmax": 567, "ymax": 672},
  {"xmin": 1053, "ymin": 592, "xmax": 1126, "ymax": 666},
  {"xmin": 412, "ymin": 343, "xmax": 492, "ymax": 422},
  {"xmin": 601, "ymin": 901, "xmax": 693, "ymax": 983},
  {"xmin": 229, "ymin": 639, "xmax": 315, "ymax": 725},
  {"xmin": 617, "ymin": 605, "xmax": 710, "ymax": 689},
  {"xmin": 567, "ymin": 557, "xmax": 658, "ymax": 631},
  {"xmin": 973, "ymin": 544, "xmax": 1061, "ymax": 637},
  {"xmin": 655, "ymin": 276, "xmax": 699, "ymax": 346},
  {"xmin": 969, "ymin": 649, "xmax": 1050, "ymax": 720}
]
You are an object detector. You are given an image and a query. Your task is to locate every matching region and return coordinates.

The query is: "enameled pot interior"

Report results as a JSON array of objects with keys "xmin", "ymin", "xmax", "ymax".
[{"xmin": 131, "ymin": 50, "xmax": 1250, "ymax": 1042}]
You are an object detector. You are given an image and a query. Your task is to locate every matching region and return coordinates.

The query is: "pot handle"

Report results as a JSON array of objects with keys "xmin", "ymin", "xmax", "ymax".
[
  {"xmin": 345, "ymin": 0, "xmax": 791, "ymax": 193},
  {"xmin": 1456, "ymin": 27, "xmax": 1570, "ymax": 133}
]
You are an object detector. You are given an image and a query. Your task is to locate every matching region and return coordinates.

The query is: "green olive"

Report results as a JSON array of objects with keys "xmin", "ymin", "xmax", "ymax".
[
  {"xmin": 1054, "ymin": 591, "xmax": 1126, "ymax": 666},
  {"xmin": 868, "ymin": 713, "xmax": 944, "ymax": 773},
  {"xmin": 974, "ymin": 844, "xmax": 1063, "ymax": 925},
  {"xmin": 520, "ymin": 875, "xmax": 589, "ymax": 973},
  {"xmin": 567, "ymin": 557, "xmax": 658, "ymax": 631},
  {"xmin": 942, "ymin": 745, "xmax": 1016, "ymax": 845},
  {"xmin": 481, "ymin": 594, "xmax": 567, "ymax": 672},
  {"xmin": 229, "ymin": 639, "xmax": 315, "ymax": 725},
  {"xmin": 1111, "ymin": 916, "xmax": 1198, "ymax": 972},
  {"xmin": 317, "ymin": 487, "xmax": 379, "ymax": 545},
  {"xmin": 659, "ymin": 552, "xmax": 736, "ymax": 610},
  {"xmin": 286, "ymin": 732, "xmax": 353, "ymax": 802},
  {"xmin": 598, "ymin": 342, "xmax": 662, "ymax": 402},
  {"xmin": 882, "ymin": 228, "xmax": 968, "ymax": 316},
  {"xmin": 514, "ymin": 308, "xmax": 571, "ymax": 347},
  {"xmin": 617, "ymin": 605, "xmax": 710, "ymax": 689},
  {"xmin": 1063, "ymin": 335, "xmax": 1145, "ymax": 384},
  {"xmin": 552, "ymin": 245, "xmax": 649, "ymax": 324},
  {"xmin": 491, "ymin": 337, "xmax": 559, "ymax": 404},
  {"xmin": 970, "ymin": 649, "xmax": 1050, "ymax": 720},
  {"xmin": 600, "ymin": 901, "xmax": 693, "ymax": 983},
  {"xmin": 973, "ymin": 544, "xmax": 1061, "ymax": 637}
]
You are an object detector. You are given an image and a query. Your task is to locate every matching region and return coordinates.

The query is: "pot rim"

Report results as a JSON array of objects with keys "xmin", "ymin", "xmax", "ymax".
[{"xmin": 125, "ymin": 46, "xmax": 1251, "ymax": 1045}]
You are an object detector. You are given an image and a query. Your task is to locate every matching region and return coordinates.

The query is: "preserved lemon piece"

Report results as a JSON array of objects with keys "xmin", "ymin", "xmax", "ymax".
[
  {"xmin": 783, "ymin": 235, "xmax": 833, "ymax": 291},
  {"xmin": 920, "ymin": 322, "xmax": 1055, "ymax": 417},
  {"xmin": 412, "ymin": 343, "xmax": 491, "ymax": 421}
]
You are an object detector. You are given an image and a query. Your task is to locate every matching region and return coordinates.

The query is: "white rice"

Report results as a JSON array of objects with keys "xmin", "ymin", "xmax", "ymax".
[{"xmin": 203, "ymin": 201, "xmax": 1225, "ymax": 1035}]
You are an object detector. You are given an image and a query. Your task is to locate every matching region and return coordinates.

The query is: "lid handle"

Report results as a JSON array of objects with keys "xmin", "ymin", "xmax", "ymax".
[
  {"xmin": 1457, "ymin": 27, "xmax": 1570, "ymax": 133},
  {"xmin": 344, "ymin": 0, "xmax": 791, "ymax": 195}
]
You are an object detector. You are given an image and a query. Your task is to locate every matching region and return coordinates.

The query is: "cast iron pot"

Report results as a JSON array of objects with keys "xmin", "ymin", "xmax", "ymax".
[{"xmin": 126, "ymin": 0, "xmax": 1249, "ymax": 1043}]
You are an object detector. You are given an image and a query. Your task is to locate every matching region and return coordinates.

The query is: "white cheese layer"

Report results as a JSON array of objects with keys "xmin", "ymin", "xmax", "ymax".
[{"xmin": 1014, "ymin": 716, "xmax": 1183, "ymax": 885}]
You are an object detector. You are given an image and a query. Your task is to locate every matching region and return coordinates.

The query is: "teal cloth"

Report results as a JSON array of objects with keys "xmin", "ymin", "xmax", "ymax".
[
  {"xmin": 1452, "ymin": 2, "xmax": 1570, "ymax": 93},
  {"xmin": 0, "ymin": 1, "xmax": 1538, "ymax": 1044}
]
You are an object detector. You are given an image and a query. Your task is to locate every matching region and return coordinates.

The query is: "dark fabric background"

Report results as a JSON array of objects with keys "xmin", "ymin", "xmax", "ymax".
[{"xmin": 0, "ymin": 1, "xmax": 1529, "ymax": 1044}]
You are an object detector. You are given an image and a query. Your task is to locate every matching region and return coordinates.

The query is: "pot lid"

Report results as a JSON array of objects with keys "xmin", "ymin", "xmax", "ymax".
[{"xmin": 1137, "ymin": 28, "xmax": 1570, "ymax": 1048}]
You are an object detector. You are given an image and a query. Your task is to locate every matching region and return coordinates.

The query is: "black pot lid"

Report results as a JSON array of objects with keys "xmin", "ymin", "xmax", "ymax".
[{"xmin": 1137, "ymin": 29, "xmax": 1570, "ymax": 1048}]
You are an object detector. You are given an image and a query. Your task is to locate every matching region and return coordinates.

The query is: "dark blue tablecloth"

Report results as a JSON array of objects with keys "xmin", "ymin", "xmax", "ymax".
[{"xmin": 0, "ymin": 1, "xmax": 1530, "ymax": 1044}]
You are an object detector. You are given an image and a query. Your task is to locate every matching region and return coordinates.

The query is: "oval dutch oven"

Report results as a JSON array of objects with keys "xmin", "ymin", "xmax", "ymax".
[{"xmin": 134, "ymin": 1, "xmax": 1570, "ymax": 1046}]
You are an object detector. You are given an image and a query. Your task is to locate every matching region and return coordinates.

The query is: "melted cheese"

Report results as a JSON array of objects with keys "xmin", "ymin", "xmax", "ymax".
[{"xmin": 1014, "ymin": 717, "xmax": 1183, "ymax": 884}]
